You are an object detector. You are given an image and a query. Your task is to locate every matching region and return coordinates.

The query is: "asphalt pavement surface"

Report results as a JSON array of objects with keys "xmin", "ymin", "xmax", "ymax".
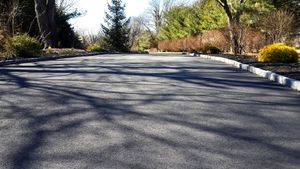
[{"xmin": 0, "ymin": 54, "xmax": 300, "ymax": 169}]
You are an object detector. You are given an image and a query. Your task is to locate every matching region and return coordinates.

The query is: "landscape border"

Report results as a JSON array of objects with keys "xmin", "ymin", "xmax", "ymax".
[
  {"xmin": 0, "ymin": 52, "xmax": 103, "ymax": 67},
  {"xmin": 188, "ymin": 53, "xmax": 300, "ymax": 91}
]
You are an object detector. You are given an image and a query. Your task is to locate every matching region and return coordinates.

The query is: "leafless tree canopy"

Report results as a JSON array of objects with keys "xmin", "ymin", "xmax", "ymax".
[
  {"xmin": 148, "ymin": 0, "xmax": 177, "ymax": 35},
  {"xmin": 261, "ymin": 10, "xmax": 295, "ymax": 43},
  {"xmin": 0, "ymin": 0, "xmax": 24, "ymax": 36},
  {"xmin": 129, "ymin": 17, "xmax": 143, "ymax": 48},
  {"xmin": 56, "ymin": 0, "xmax": 78, "ymax": 12}
]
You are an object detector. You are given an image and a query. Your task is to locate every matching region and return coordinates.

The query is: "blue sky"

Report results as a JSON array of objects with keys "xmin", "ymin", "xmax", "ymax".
[{"xmin": 70, "ymin": 0, "xmax": 149, "ymax": 34}]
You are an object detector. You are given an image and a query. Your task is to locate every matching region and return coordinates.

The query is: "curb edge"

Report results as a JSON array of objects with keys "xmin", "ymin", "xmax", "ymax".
[{"xmin": 190, "ymin": 53, "xmax": 300, "ymax": 91}]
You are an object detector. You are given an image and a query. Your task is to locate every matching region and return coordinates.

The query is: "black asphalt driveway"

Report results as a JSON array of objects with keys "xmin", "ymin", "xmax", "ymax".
[{"xmin": 0, "ymin": 54, "xmax": 300, "ymax": 169}]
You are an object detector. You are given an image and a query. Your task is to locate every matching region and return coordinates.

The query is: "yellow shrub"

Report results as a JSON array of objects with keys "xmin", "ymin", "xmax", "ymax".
[
  {"xmin": 5, "ymin": 34, "xmax": 42, "ymax": 58},
  {"xmin": 87, "ymin": 43, "xmax": 102, "ymax": 52},
  {"xmin": 258, "ymin": 43, "xmax": 298, "ymax": 63}
]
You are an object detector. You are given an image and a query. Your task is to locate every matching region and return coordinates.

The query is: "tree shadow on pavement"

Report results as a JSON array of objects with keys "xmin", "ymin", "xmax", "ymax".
[{"xmin": 0, "ymin": 56, "xmax": 300, "ymax": 169}]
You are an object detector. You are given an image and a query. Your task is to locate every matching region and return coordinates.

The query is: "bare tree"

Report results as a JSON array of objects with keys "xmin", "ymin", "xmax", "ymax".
[
  {"xmin": 34, "ymin": 0, "xmax": 57, "ymax": 48},
  {"xmin": 56, "ymin": 0, "xmax": 78, "ymax": 13},
  {"xmin": 148, "ymin": 0, "xmax": 176, "ymax": 35},
  {"xmin": 0, "ymin": 0, "xmax": 24, "ymax": 36},
  {"xmin": 8, "ymin": 0, "xmax": 20, "ymax": 36},
  {"xmin": 142, "ymin": 0, "xmax": 177, "ymax": 49},
  {"xmin": 85, "ymin": 31, "xmax": 103, "ymax": 45},
  {"xmin": 129, "ymin": 17, "xmax": 142, "ymax": 49},
  {"xmin": 261, "ymin": 10, "xmax": 295, "ymax": 43}
]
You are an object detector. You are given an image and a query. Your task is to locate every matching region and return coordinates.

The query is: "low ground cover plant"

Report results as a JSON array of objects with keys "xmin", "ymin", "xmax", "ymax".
[
  {"xmin": 44, "ymin": 48, "xmax": 87, "ymax": 55},
  {"xmin": 87, "ymin": 43, "xmax": 102, "ymax": 52}
]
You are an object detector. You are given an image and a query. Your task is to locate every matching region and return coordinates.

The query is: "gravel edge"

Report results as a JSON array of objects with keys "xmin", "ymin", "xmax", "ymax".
[{"xmin": 188, "ymin": 53, "xmax": 300, "ymax": 91}]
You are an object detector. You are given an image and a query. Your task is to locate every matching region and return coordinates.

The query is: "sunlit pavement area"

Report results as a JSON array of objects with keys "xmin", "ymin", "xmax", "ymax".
[{"xmin": 0, "ymin": 54, "xmax": 299, "ymax": 169}]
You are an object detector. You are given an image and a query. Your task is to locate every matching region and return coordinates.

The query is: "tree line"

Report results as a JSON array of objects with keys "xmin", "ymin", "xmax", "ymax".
[
  {"xmin": 1, "ymin": 0, "xmax": 299, "ymax": 54},
  {"xmin": 128, "ymin": 0, "xmax": 300, "ymax": 54},
  {"xmin": 0, "ymin": 0, "xmax": 82, "ymax": 50}
]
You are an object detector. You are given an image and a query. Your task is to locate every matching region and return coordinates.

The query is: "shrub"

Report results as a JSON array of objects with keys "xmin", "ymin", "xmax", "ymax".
[
  {"xmin": 46, "ymin": 48, "xmax": 75, "ymax": 54},
  {"xmin": 202, "ymin": 29, "xmax": 229, "ymax": 52},
  {"xmin": 202, "ymin": 44, "xmax": 222, "ymax": 54},
  {"xmin": 0, "ymin": 29, "xmax": 6, "ymax": 52},
  {"xmin": 158, "ymin": 28, "xmax": 264, "ymax": 53},
  {"xmin": 87, "ymin": 43, "xmax": 102, "ymax": 52},
  {"xmin": 258, "ymin": 43, "xmax": 298, "ymax": 63},
  {"xmin": 4, "ymin": 34, "xmax": 42, "ymax": 58},
  {"xmin": 158, "ymin": 35, "xmax": 202, "ymax": 52}
]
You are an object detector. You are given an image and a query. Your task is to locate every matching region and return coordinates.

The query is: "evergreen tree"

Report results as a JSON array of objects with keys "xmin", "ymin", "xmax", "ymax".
[
  {"xmin": 157, "ymin": 0, "xmax": 227, "ymax": 41},
  {"xmin": 34, "ymin": 0, "xmax": 58, "ymax": 48},
  {"xmin": 101, "ymin": 0, "xmax": 130, "ymax": 52},
  {"xmin": 0, "ymin": 0, "xmax": 82, "ymax": 49},
  {"xmin": 56, "ymin": 8, "xmax": 83, "ymax": 48}
]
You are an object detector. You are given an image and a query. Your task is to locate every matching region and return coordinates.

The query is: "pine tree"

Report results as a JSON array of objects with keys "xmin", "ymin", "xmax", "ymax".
[{"xmin": 101, "ymin": 0, "xmax": 130, "ymax": 52}]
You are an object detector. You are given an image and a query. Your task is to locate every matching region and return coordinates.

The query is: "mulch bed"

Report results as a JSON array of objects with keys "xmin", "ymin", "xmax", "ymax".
[
  {"xmin": 213, "ymin": 54, "xmax": 300, "ymax": 81},
  {"xmin": 0, "ymin": 48, "xmax": 91, "ymax": 61}
]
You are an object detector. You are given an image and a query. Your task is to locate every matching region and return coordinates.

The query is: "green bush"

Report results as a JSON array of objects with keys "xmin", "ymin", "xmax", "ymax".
[
  {"xmin": 258, "ymin": 43, "xmax": 298, "ymax": 63},
  {"xmin": 202, "ymin": 44, "xmax": 221, "ymax": 54},
  {"xmin": 5, "ymin": 34, "xmax": 42, "ymax": 58},
  {"xmin": 87, "ymin": 43, "xmax": 102, "ymax": 52}
]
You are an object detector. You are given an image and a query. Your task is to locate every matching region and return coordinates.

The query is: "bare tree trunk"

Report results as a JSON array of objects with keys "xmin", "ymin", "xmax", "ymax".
[
  {"xmin": 228, "ymin": 20, "xmax": 241, "ymax": 55},
  {"xmin": 217, "ymin": 0, "xmax": 243, "ymax": 55},
  {"xmin": 47, "ymin": 0, "xmax": 58, "ymax": 47},
  {"xmin": 34, "ymin": 0, "xmax": 57, "ymax": 48}
]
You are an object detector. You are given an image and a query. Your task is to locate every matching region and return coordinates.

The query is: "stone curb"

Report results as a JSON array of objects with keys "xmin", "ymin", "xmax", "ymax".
[
  {"xmin": 0, "ymin": 52, "xmax": 105, "ymax": 66},
  {"xmin": 188, "ymin": 53, "xmax": 300, "ymax": 91}
]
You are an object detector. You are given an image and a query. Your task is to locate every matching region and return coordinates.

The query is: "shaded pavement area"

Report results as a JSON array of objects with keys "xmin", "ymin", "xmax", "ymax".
[{"xmin": 0, "ymin": 54, "xmax": 299, "ymax": 169}]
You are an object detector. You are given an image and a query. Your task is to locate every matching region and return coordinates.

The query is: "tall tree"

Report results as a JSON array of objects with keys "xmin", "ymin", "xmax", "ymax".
[
  {"xmin": 34, "ymin": 0, "xmax": 57, "ymax": 48},
  {"xmin": 56, "ymin": 0, "xmax": 83, "ymax": 48},
  {"xmin": 216, "ymin": 0, "xmax": 274, "ymax": 54},
  {"xmin": 216, "ymin": 0, "xmax": 245, "ymax": 54},
  {"xmin": 101, "ymin": 0, "xmax": 130, "ymax": 52},
  {"xmin": 0, "ymin": 0, "xmax": 82, "ymax": 49},
  {"xmin": 158, "ymin": 0, "xmax": 227, "ymax": 41},
  {"xmin": 148, "ymin": 0, "xmax": 176, "ymax": 35}
]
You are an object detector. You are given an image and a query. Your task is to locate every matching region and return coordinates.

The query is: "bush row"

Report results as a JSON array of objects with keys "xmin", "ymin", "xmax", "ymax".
[
  {"xmin": 159, "ymin": 28, "xmax": 299, "ymax": 63},
  {"xmin": 0, "ymin": 34, "xmax": 104, "ymax": 60},
  {"xmin": 158, "ymin": 28, "xmax": 264, "ymax": 53},
  {"xmin": 0, "ymin": 33, "xmax": 298, "ymax": 64}
]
